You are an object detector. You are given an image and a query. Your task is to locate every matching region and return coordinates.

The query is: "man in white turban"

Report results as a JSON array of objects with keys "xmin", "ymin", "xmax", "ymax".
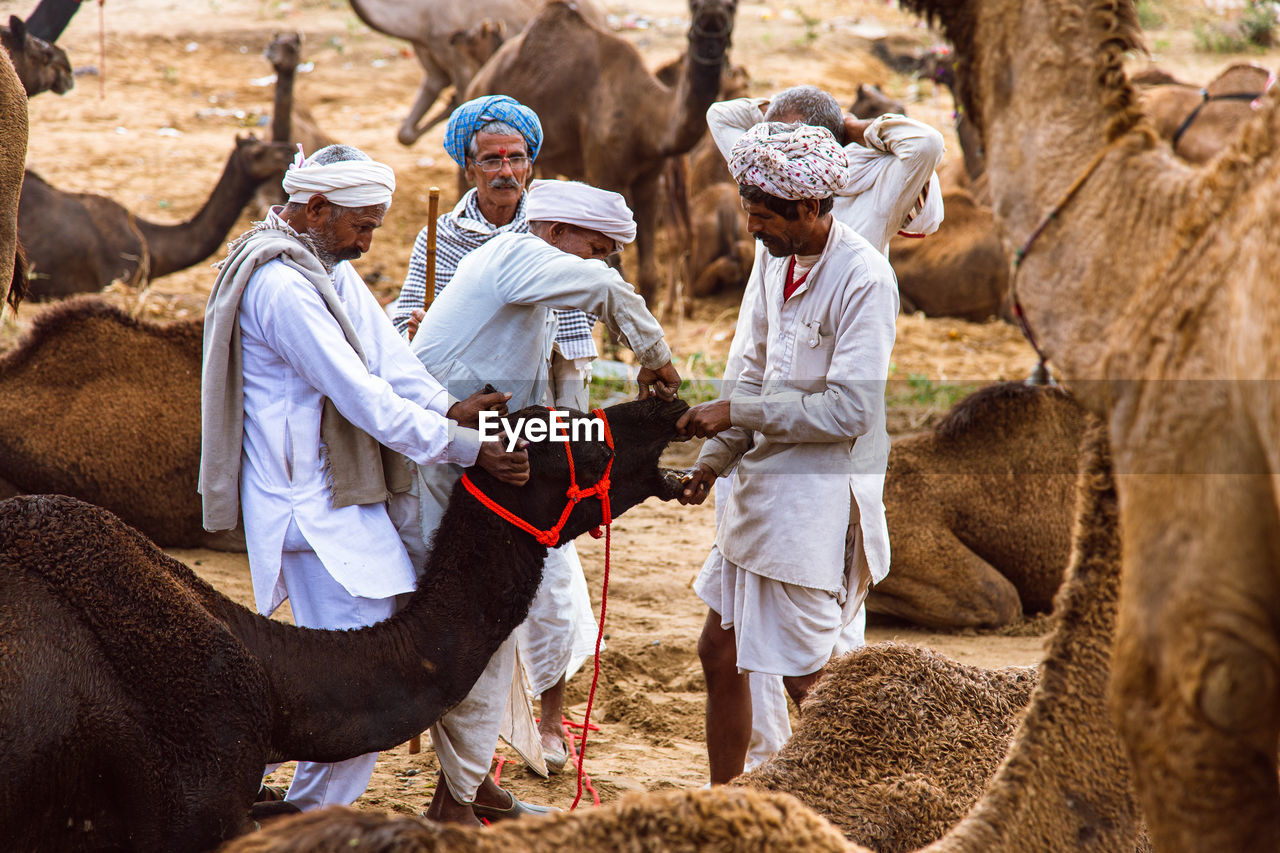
[
  {"xmin": 706, "ymin": 85, "xmax": 945, "ymax": 773},
  {"xmin": 201, "ymin": 143, "xmax": 529, "ymax": 812},
  {"xmin": 676, "ymin": 123, "xmax": 901, "ymax": 785},
  {"xmin": 410, "ymin": 179, "xmax": 680, "ymax": 825}
]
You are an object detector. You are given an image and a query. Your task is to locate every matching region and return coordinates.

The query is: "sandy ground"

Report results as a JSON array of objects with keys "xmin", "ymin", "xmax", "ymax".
[{"xmin": 4, "ymin": 0, "xmax": 1274, "ymax": 820}]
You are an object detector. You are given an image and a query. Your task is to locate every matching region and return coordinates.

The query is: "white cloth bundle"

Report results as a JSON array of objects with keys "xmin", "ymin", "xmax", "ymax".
[
  {"xmin": 282, "ymin": 146, "xmax": 396, "ymax": 208},
  {"xmin": 525, "ymin": 179, "xmax": 637, "ymax": 248}
]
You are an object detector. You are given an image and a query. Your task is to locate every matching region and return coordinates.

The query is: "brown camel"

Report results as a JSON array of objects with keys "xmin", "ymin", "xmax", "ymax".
[
  {"xmin": 218, "ymin": 788, "xmax": 853, "ymax": 853},
  {"xmin": 214, "ymin": 429, "xmax": 1140, "ymax": 853},
  {"xmin": 18, "ymin": 134, "xmax": 293, "ymax": 299},
  {"xmin": 464, "ymin": 0, "xmax": 738, "ymax": 305},
  {"xmin": 348, "ymin": 0, "xmax": 603, "ymax": 147},
  {"xmin": 899, "ymin": 0, "xmax": 1280, "ymax": 846},
  {"xmin": 872, "ymin": 383, "xmax": 1087, "ymax": 629},
  {"xmin": 0, "ymin": 45, "xmax": 25, "ymax": 317},
  {"xmin": 0, "ymin": 298, "xmax": 240, "ymax": 549},
  {"xmin": 1, "ymin": 15, "xmax": 72, "ymax": 97},
  {"xmin": 890, "ymin": 187, "xmax": 1008, "ymax": 321},
  {"xmin": 0, "ymin": 398, "xmax": 690, "ymax": 853},
  {"xmin": 851, "ymin": 82, "xmax": 905, "ymax": 119},
  {"xmin": 1138, "ymin": 62, "xmax": 1272, "ymax": 164}
]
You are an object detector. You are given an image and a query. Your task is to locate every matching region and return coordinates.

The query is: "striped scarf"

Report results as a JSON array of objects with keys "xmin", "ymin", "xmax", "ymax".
[{"xmin": 392, "ymin": 189, "xmax": 597, "ymax": 361}]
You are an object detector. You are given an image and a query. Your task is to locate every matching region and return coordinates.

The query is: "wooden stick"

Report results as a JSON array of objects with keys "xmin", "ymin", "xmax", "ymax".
[
  {"xmin": 422, "ymin": 186, "xmax": 440, "ymax": 311},
  {"xmin": 407, "ymin": 188, "xmax": 442, "ymax": 756}
]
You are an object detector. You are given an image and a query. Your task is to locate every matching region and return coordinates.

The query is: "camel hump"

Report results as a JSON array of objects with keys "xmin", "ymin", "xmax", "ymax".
[
  {"xmin": 526, "ymin": 0, "xmax": 599, "ymax": 39},
  {"xmin": 1207, "ymin": 62, "xmax": 1272, "ymax": 97},
  {"xmin": 933, "ymin": 381, "xmax": 1077, "ymax": 443}
]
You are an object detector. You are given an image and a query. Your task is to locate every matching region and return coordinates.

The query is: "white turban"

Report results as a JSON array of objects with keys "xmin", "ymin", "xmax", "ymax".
[
  {"xmin": 525, "ymin": 180, "xmax": 637, "ymax": 248},
  {"xmin": 728, "ymin": 122, "xmax": 851, "ymax": 201},
  {"xmin": 281, "ymin": 145, "xmax": 396, "ymax": 208}
]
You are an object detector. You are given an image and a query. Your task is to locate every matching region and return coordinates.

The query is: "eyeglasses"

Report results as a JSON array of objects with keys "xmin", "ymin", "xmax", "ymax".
[{"xmin": 474, "ymin": 154, "xmax": 531, "ymax": 173}]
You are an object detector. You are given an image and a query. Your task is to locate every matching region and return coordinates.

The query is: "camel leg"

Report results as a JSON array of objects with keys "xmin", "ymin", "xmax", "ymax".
[
  {"xmin": 397, "ymin": 47, "xmax": 453, "ymax": 147},
  {"xmin": 868, "ymin": 525, "xmax": 1024, "ymax": 629},
  {"xmin": 629, "ymin": 175, "xmax": 663, "ymax": 306},
  {"xmin": 1112, "ymin": 472, "xmax": 1280, "ymax": 852}
]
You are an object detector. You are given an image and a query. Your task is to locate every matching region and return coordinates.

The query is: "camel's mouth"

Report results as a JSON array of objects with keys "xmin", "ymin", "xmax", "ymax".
[{"xmin": 657, "ymin": 467, "xmax": 693, "ymax": 500}]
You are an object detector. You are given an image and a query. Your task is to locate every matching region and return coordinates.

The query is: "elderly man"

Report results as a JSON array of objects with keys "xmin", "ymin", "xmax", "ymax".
[
  {"xmin": 707, "ymin": 85, "xmax": 945, "ymax": 770},
  {"xmin": 677, "ymin": 123, "xmax": 900, "ymax": 785},
  {"xmin": 411, "ymin": 179, "xmax": 681, "ymax": 825},
  {"xmin": 199, "ymin": 143, "xmax": 528, "ymax": 811},
  {"xmin": 394, "ymin": 95, "xmax": 606, "ymax": 776}
]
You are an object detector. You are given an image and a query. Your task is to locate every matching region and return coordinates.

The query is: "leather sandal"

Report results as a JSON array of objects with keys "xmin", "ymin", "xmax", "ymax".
[{"xmin": 471, "ymin": 791, "xmax": 558, "ymax": 822}]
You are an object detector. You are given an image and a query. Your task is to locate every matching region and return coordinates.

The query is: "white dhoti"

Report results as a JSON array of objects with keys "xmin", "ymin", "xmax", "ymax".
[
  {"xmin": 518, "ymin": 542, "xmax": 602, "ymax": 696},
  {"xmin": 550, "ymin": 350, "xmax": 593, "ymax": 412},
  {"xmin": 274, "ymin": 524, "xmax": 398, "ymax": 810}
]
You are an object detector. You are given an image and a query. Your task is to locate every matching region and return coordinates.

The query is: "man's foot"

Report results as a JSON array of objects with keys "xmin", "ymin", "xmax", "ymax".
[
  {"xmin": 471, "ymin": 789, "xmax": 559, "ymax": 822},
  {"xmin": 539, "ymin": 729, "xmax": 569, "ymax": 775}
]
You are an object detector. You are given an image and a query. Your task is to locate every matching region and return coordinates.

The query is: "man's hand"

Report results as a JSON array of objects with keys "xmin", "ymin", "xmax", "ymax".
[
  {"xmin": 636, "ymin": 361, "xmax": 681, "ymax": 401},
  {"xmin": 406, "ymin": 308, "xmax": 426, "ymax": 342},
  {"xmin": 477, "ymin": 440, "xmax": 530, "ymax": 486},
  {"xmin": 678, "ymin": 462, "xmax": 716, "ymax": 506},
  {"xmin": 677, "ymin": 400, "xmax": 732, "ymax": 439},
  {"xmin": 448, "ymin": 389, "xmax": 511, "ymax": 430}
]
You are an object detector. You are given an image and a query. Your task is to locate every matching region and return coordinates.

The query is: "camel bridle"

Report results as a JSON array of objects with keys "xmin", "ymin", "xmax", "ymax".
[
  {"xmin": 461, "ymin": 407, "xmax": 619, "ymax": 810},
  {"xmin": 1170, "ymin": 88, "xmax": 1267, "ymax": 152},
  {"xmin": 688, "ymin": 5, "xmax": 735, "ymax": 67}
]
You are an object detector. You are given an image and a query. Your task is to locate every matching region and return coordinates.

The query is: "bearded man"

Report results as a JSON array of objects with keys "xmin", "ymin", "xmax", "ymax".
[
  {"xmin": 200, "ymin": 143, "xmax": 527, "ymax": 811},
  {"xmin": 677, "ymin": 123, "xmax": 900, "ymax": 785}
]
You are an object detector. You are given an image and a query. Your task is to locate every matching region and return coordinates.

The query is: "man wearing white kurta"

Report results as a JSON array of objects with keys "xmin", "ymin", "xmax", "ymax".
[
  {"xmin": 199, "ymin": 144, "xmax": 528, "ymax": 812},
  {"xmin": 411, "ymin": 179, "xmax": 681, "ymax": 824},
  {"xmin": 706, "ymin": 86, "xmax": 945, "ymax": 769},
  {"xmin": 678, "ymin": 122, "xmax": 900, "ymax": 784}
]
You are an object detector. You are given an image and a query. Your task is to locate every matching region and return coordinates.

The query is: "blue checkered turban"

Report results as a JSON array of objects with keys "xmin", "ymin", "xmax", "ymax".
[{"xmin": 443, "ymin": 95, "xmax": 544, "ymax": 168}]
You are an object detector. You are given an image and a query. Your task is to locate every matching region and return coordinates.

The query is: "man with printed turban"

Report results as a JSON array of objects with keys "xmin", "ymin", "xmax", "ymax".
[
  {"xmin": 675, "ymin": 123, "xmax": 901, "ymax": 785},
  {"xmin": 200, "ymin": 143, "xmax": 529, "ymax": 811},
  {"xmin": 410, "ymin": 178, "xmax": 681, "ymax": 826},
  {"xmin": 706, "ymin": 85, "xmax": 945, "ymax": 773}
]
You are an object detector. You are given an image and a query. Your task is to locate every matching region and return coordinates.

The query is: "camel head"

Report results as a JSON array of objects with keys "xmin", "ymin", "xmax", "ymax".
[
  {"xmin": 264, "ymin": 31, "xmax": 302, "ymax": 74},
  {"xmin": 687, "ymin": 0, "xmax": 737, "ymax": 71},
  {"xmin": 851, "ymin": 83, "xmax": 906, "ymax": 120},
  {"xmin": 233, "ymin": 133, "xmax": 297, "ymax": 184},
  {"xmin": 449, "ymin": 19, "xmax": 506, "ymax": 77},
  {"xmin": 2, "ymin": 16, "xmax": 73, "ymax": 98},
  {"xmin": 467, "ymin": 397, "xmax": 691, "ymax": 546}
]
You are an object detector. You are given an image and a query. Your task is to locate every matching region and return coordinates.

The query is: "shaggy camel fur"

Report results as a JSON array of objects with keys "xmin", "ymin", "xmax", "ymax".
[
  {"xmin": 1138, "ymin": 62, "xmax": 1271, "ymax": 164},
  {"xmin": 0, "ymin": 47, "xmax": 25, "ymax": 317},
  {"xmin": 872, "ymin": 383, "xmax": 1086, "ymax": 628},
  {"xmin": 0, "ymin": 298, "xmax": 234, "ymax": 548},
  {"xmin": 218, "ymin": 788, "xmax": 853, "ymax": 853},
  {"xmin": 1, "ymin": 15, "xmax": 72, "ymax": 97},
  {"xmin": 349, "ymin": 0, "xmax": 603, "ymax": 146},
  {"xmin": 741, "ymin": 426, "xmax": 1148, "ymax": 852},
  {"xmin": 465, "ymin": 0, "xmax": 737, "ymax": 304},
  {"xmin": 215, "ymin": 427, "xmax": 1145, "ymax": 853},
  {"xmin": 19, "ymin": 134, "xmax": 292, "ymax": 298},
  {"xmin": 0, "ymin": 399, "xmax": 690, "ymax": 852},
  {"xmin": 900, "ymin": 0, "xmax": 1280, "ymax": 846}
]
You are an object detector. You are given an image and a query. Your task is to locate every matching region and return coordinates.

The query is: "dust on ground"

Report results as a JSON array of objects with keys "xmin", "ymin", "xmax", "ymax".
[{"xmin": 5, "ymin": 0, "xmax": 1272, "ymax": 816}]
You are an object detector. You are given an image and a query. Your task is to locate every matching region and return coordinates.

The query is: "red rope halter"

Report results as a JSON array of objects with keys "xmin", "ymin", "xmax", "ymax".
[
  {"xmin": 459, "ymin": 408, "xmax": 614, "ymax": 545},
  {"xmin": 459, "ymin": 408, "xmax": 616, "ymax": 808}
]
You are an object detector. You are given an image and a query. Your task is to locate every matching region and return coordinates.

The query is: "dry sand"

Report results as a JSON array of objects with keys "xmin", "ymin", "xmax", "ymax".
[{"xmin": 4, "ymin": 0, "xmax": 1272, "ymax": 818}]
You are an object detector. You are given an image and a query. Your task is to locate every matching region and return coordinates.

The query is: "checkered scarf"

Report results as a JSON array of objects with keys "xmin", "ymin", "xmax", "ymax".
[{"xmin": 444, "ymin": 95, "xmax": 543, "ymax": 168}]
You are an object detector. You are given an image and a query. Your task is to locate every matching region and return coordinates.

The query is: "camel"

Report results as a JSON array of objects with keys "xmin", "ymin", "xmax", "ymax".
[
  {"xmin": 252, "ymin": 32, "xmax": 335, "ymax": 213},
  {"xmin": 215, "ymin": 425, "xmax": 1143, "ymax": 853},
  {"xmin": 872, "ymin": 383, "xmax": 1086, "ymax": 628},
  {"xmin": 1, "ymin": 15, "xmax": 72, "ymax": 97},
  {"xmin": 0, "ymin": 397, "xmax": 691, "ymax": 853},
  {"xmin": 464, "ymin": 0, "xmax": 738, "ymax": 305},
  {"xmin": 851, "ymin": 82, "xmax": 905, "ymax": 119},
  {"xmin": 348, "ymin": 0, "xmax": 603, "ymax": 147},
  {"xmin": 1138, "ymin": 62, "xmax": 1272, "ymax": 164},
  {"xmin": 18, "ymin": 134, "xmax": 293, "ymax": 299},
  {"xmin": 0, "ymin": 44, "xmax": 25, "ymax": 318},
  {"xmin": 0, "ymin": 298, "xmax": 238, "ymax": 549},
  {"xmin": 898, "ymin": 0, "xmax": 1280, "ymax": 845},
  {"xmin": 890, "ymin": 187, "xmax": 1008, "ymax": 321}
]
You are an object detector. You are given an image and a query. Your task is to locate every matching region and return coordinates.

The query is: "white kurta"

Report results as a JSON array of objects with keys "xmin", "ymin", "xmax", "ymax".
[
  {"xmin": 698, "ymin": 220, "xmax": 899, "ymax": 593},
  {"xmin": 237, "ymin": 257, "xmax": 481, "ymax": 615}
]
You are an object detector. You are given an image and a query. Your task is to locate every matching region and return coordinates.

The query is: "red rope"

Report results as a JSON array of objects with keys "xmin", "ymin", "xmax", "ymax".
[{"xmin": 571, "ymin": 519, "xmax": 608, "ymax": 810}]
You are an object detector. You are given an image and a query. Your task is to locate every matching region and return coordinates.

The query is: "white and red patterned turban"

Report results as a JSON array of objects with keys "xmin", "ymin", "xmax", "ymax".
[{"xmin": 728, "ymin": 122, "xmax": 851, "ymax": 201}]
